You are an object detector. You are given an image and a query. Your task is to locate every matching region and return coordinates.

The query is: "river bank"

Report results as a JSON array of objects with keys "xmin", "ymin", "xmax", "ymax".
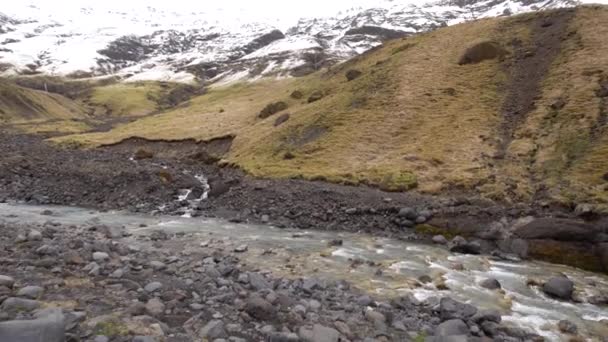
[
  {"xmin": 1, "ymin": 131, "xmax": 607, "ymax": 273},
  {"xmin": 1, "ymin": 203, "xmax": 607, "ymax": 341}
]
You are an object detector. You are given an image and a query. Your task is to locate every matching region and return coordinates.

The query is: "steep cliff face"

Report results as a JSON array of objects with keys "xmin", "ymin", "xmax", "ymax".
[{"xmin": 0, "ymin": 0, "xmax": 581, "ymax": 84}]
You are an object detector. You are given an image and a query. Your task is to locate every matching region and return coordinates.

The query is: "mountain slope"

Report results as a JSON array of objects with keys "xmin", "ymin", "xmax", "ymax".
[
  {"xmin": 0, "ymin": 0, "xmax": 582, "ymax": 84},
  {"xmin": 52, "ymin": 5, "xmax": 608, "ymax": 209}
]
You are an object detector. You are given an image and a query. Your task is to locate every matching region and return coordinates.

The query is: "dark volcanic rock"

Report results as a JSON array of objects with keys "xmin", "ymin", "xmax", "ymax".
[
  {"xmin": 242, "ymin": 30, "xmax": 285, "ymax": 55},
  {"xmin": 514, "ymin": 218, "xmax": 598, "ymax": 242},
  {"xmin": 439, "ymin": 297, "xmax": 477, "ymax": 321},
  {"xmin": 542, "ymin": 276, "xmax": 574, "ymax": 300}
]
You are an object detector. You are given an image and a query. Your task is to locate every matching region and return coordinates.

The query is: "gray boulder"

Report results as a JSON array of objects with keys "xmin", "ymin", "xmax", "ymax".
[
  {"xmin": 245, "ymin": 295, "xmax": 276, "ymax": 321},
  {"xmin": 0, "ymin": 275, "xmax": 15, "ymax": 288},
  {"xmin": 434, "ymin": 319, "xmax": 469, "ymax": 337},
  {"xmin": 480, "ymin": 278, "xmax": 501, "ymax": 290},
  {"xmin": 542, "ymin": 276, "xmax": 574, "ymax": 300},
  {"xmin": 17, "ymin": 285, "xmax": 44, "ymax": 299},
  {"xmin": 1, "ymin": 297, "xmax": 41, "ymax": 312},
  {"xmin": 432, "ymin": 235, "xmax": 448, "ymax": 245},
  {"xmin": 439, "ymin": 297, "xmax": 477, "ymax": 321},
  {"xmin": 0, "ymin": 310, "xmax": 65, "ymax": 342},
  {"xmin": 298, "ymin": 324, "xmax": 340, "ymax": 342},
  {"xmin": 198, "ymin": 320, "xmax": 226, "ymax": 339}
]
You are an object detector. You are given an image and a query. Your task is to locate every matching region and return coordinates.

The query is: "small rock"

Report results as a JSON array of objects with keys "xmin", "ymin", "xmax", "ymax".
[
  {"xmin": 345, "ymin": 208, "xmax": 358, "ymax": 215},
  {"xmin": 245, "ymin": 295, "xmax": 277, "ymax": 321},
  {"xmin": 472, "ymin": 310, "xmax": 502, "ymax": 324},
  {"xmin": 145, "ymin": 298, "xmax": 165, "ymax": 316},
  {"xmin": 40, "ymin": 210, "xmax": 54, "ymax": 216},
  {"xmin": 557, "ymin": 320, "xmax": 578, "ymax": 334},
  {"xmin": 327, "ymin": 239, "xmax": 343, "ymax": 247},
  {"xmin": 397, "ymin": 207, "xmax": 417, "ymax": 220},
  {"xmin": 199, "ymin": 320, "xmax": 226, "ymax": 339},
  {"xmin": 356, "ymin": 295, "xmax": 374, "ymax": 306},
  {"xmin": 542, "ymin": 276, "xmax": 574, "ymax": 300},
  {"xmin": 94, "ymin": 336, "xmax": 110, "ymax": 342},
  {"xmin": 109, "ymin": 269, "xmax": 125, "ymax": 278},
  {"xmin": 27, "ymin": 230, "xmax": 42, "ymax": 241},
  {"xmin": 0, "ymin": 275, "xmax": 15, "ymax": 288},
  {"xmin": 144, "ymin": 282, "xmax": 163, "ymax": 293},
  {"xmin": 234, "ymin": 244, "xmax": 248, "ymax": 253},
  {"xmin": 150, "ymin": 261, "xmax": 166, "ymax": 271},
  {"xmin": 480, "ymin": 278, "xmax": 501, "ymax": 290},
  {"xmin": 261, "ymin": 215, "xmax": 270, "ymax": 223},
  {"xmin": 92, "ymin": 252, "xmax": 110, "ymax": 262},
  {"xmin": 17, "ymin": 285, "xmax": 44, "ymax": 299},
  {"xmin": 132, "ymin": 337, "xmax": 156, "ymax": 342},
  {"xmin": 248, "ymin": 272, "xmax": 271, "ymax": 291},
  {"xmin": 432, "ymin": 235, "xmax": 448, "ymax": 245}
]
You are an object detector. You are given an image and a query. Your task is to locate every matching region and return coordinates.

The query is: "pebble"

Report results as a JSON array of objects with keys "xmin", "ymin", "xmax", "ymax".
[
  {"xmin": 27, "ymin": 230, "xmax": 43, "ymax": 241},
  {"xmin": 92, "ymin": 252, "xmax": 110, "ymax": 262},
  {"xmin": 432, "ymin": 235, "xmax": 448, "ymax": 245},
  {"xmin": 145, "ymin": 298, "xmax": 165, "ymax": 316},
  {"xmin": 150, "ymin": 261, "xmax": 166, "ymax": 271},
  {"xmin": 144, "ymin": 282, "xmax": 163, "ymax": 293}
]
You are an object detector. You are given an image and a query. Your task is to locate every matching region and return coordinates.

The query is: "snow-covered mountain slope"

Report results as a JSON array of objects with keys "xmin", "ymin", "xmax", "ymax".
[{"xmin": 0, "ymin": 0, "xmax": 585, "ymax": 84}]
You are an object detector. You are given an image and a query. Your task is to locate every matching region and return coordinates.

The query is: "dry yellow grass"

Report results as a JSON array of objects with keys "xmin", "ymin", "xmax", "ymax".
[
  {"xmin": 49, "ymin": 6, "xmax": 608, "ymax": 206},
  {"xmin": 88, "ymin": 82, "xmax": 163, "ymax": 117}
]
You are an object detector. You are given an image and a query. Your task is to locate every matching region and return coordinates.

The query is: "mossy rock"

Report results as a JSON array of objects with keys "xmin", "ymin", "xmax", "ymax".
[
  {"xmin": 346, "ymin": 69, "xmax": 363, "ymax": 81},
  {"xmin": 290, "ymin": 90, "xmax": 303, "ymax": 99},
  {"xmin": 527, "ymin": 239, "xmax": 604, "ymax": 272},
  {"xmin": 377, "ymin": 171, "xmax": 418, "ymax": 192},
  {"xmin": 415, "ymin": 224, "xmax": 459, "ymax": 240},
  {"xmin": 458, "ymin": 41, "xmax": 507, "ymax": 65},
  {"xmin": 307, "ymin": 91, "xmax": 324, "ymax": 103},
  {"xmin": 259, "ymin": 101, "xmax": 288, "ymax": 119}
]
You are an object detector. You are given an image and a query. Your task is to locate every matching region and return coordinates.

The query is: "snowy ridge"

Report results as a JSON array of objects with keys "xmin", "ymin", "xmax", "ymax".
[{"xmin": 0, "ymin": 0, "xmax": 584, "ymax": 84}]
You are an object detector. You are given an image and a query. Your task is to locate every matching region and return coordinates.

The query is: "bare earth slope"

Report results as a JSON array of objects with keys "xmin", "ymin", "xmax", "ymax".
[{"xmin": 47, "ymin": 6, "xmax": 608, "ymax": 211}]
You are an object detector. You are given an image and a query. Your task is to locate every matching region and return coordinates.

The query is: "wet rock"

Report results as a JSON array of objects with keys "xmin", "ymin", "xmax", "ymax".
[
  {"xmin": 439, "ymin": 297, "xmax": 477, "ymax": 321},
  {"xmin": 557, "ymin": 319, "xmax": 578, "ymax": 334},
  {"xmin": 199, "ymin": 320, "xmax": 226, "ymax": 339},
  {"xmin": 480, "ymin": 278, "xmax": 501, "ymax": 290},
  {"xmin": 298, "ymin": 324, "xmax": 340, "ymax": 342},
  {"xmin": 514, "ymin": 218, "xmax": 597, "ymax": 242},
  {"xmin": 435, "ymin": 319, "xmax": 468, "ymax": 337},
  {"xmin": 588, "ymin": 294, "xmax": 608, "ymax": 306},
  {"xmin": 0, "ymin": 275, "xmax": 15, "ymax": 288},
  {"xmin": 144, "ymin": 282, "xmax": 163, "ymax": 293},
  {"xmin": 92, "ymin": 251, "xmax": 110, "ymax": 262},
  {"xmin": 418, "ymin": 275, "xmax": 432, "ymax": 284},
  {"xmin": 17, "ymin": 285, "xmax": 44, "ymax": 299},
  {"xmin": 145, "ymin": 298, "xmax": 165, "ymax": 316},
  {"xmin": 245, "ymin": 295, "xmax": 277, "ymax": 321},
  {"xmin": 1, "ymin": 297, "xmax": 41, "ymax": 312},
  {"xmin": 542, "ymin": 276, "xmax": 574, "ymax": 300},
  {"xmin": 450, "ymin": 240, "xmax": 481, "ymax": 255},
  {"xmin": 0, "ymin": 310, "xmax": 65, "ymax": 342},
  {"xmin": 40, "ymin": 209, "xmax": 54, "ymax": 216},
  {"xmin": 472, "ymin": 310, "xmax": 501, "ymax": 324},
  {"xmin": 327, "ymin": 239, "xmax": 343, "ymax": 247},
  {"xmin": 432, "ymin": 235, "xmax": 448, "ymax": 245},
  {"xmin": 27, "ymin": 230, "xmax": 42, "ymax": 241}
]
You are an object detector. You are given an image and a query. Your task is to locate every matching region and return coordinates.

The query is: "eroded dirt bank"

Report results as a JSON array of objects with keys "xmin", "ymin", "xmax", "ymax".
[{"xmin": 0, "ymin": 131, "xmax": 607, "ymax": 273}]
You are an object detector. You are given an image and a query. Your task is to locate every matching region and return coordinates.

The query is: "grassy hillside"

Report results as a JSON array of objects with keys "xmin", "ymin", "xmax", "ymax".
[
  {"xmin": 0, "ymin": 80, "xmax": 92, "ymax": 134},
  {"xmin": 37, "ymin": 6, "xmax": 608, "ymax": 208}
]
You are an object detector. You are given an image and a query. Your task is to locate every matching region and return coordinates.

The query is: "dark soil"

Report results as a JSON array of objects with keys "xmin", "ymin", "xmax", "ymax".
[{"xmin": 498, "ymin": 9, "xmax": 576, "ymax": 152}]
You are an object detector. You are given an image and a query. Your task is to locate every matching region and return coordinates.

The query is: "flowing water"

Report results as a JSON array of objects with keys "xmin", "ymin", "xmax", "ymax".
[{"xmin": 1, "ymin": 203, "xmax": 607, "ymax": 341}]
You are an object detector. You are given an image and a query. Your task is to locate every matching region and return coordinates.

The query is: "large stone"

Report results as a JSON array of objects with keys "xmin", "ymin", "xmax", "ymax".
[
  {"xmin": 557, "ymin": 320, "xmax": 578, "ymax": 334},
  {"xmin": 439, "ymin": 297, "xmax": 477, "ymax": 321},
  {"xmin": 514, "ymin": 218, "xmax": 598, "ymax": 242},
  {"xmin": 27, "ymin": 230, "xmax": 42, "ymax": 241},
  {"xmin": 0, "ymin": 310, "xmax": 65, "ymax": 342},
  {"xmin": 17, "ymin": 286, "xmax": 44, "ymax": 299},
  {"xmin": 92, "ymin": 252, "xmax": 110, "ymax": 262},
  {"xmin": 144, "ymin": 282, "xmax": 163, "ymax": 293},
  {"xmin": 435, "ymin": 319, "xmax": 469, "ymax": 337},
  {"xmin": 397, "ymin": 207, "xmax": 418, "ymax": 220},
  {"xmin": 298, "ymin": 324, "xmax": 340, "ymax": 342},
  {"xmin": 0, "ymin": 275, "xmax": 15, "ymax": 288},
  {"xmin": 248, "ymin": 272, "xmax": 271, "ymax": 291},
  {"xmin": 245, "ymin": 295, "xmax": 276, "ymax": 321},
  {"xmin": 472, "ymin": 310, "xmax": 501, "ymax": 324},
  {"xmin": 198, "ymin": 320, "xmax": 226, "ymax": 339},
  {"xmin": 1, "ymin": 297, "xmax": 41, "ymax": 312},
  {"xmin": 480, "ymin": 278, "xmax": 501, "ymax": 290},
  {"xmin": 542, "ymin": 276, "xmax": 574, "ymax": 300},
  {"xmin": 450, "ymin": 241, "xmax": 481, "ymax": 255}
]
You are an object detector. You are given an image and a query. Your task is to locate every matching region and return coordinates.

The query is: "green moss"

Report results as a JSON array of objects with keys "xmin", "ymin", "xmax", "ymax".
[
  {"xmin": 377, "ymin": 170, "xmax": 418, "ymax": 192},
  {"xmin": 414, "ymin": 224, "xmax": 459, "ymax": 239},
  {"xmin": 94, "ymin": 320, "xmax": 129, "ymax": 337}
]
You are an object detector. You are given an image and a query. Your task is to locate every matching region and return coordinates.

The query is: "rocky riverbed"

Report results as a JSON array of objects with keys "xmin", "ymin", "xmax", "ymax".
[{"xmin": 1, "ymin": 204, "xmax": 607, "ymax": 341}]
